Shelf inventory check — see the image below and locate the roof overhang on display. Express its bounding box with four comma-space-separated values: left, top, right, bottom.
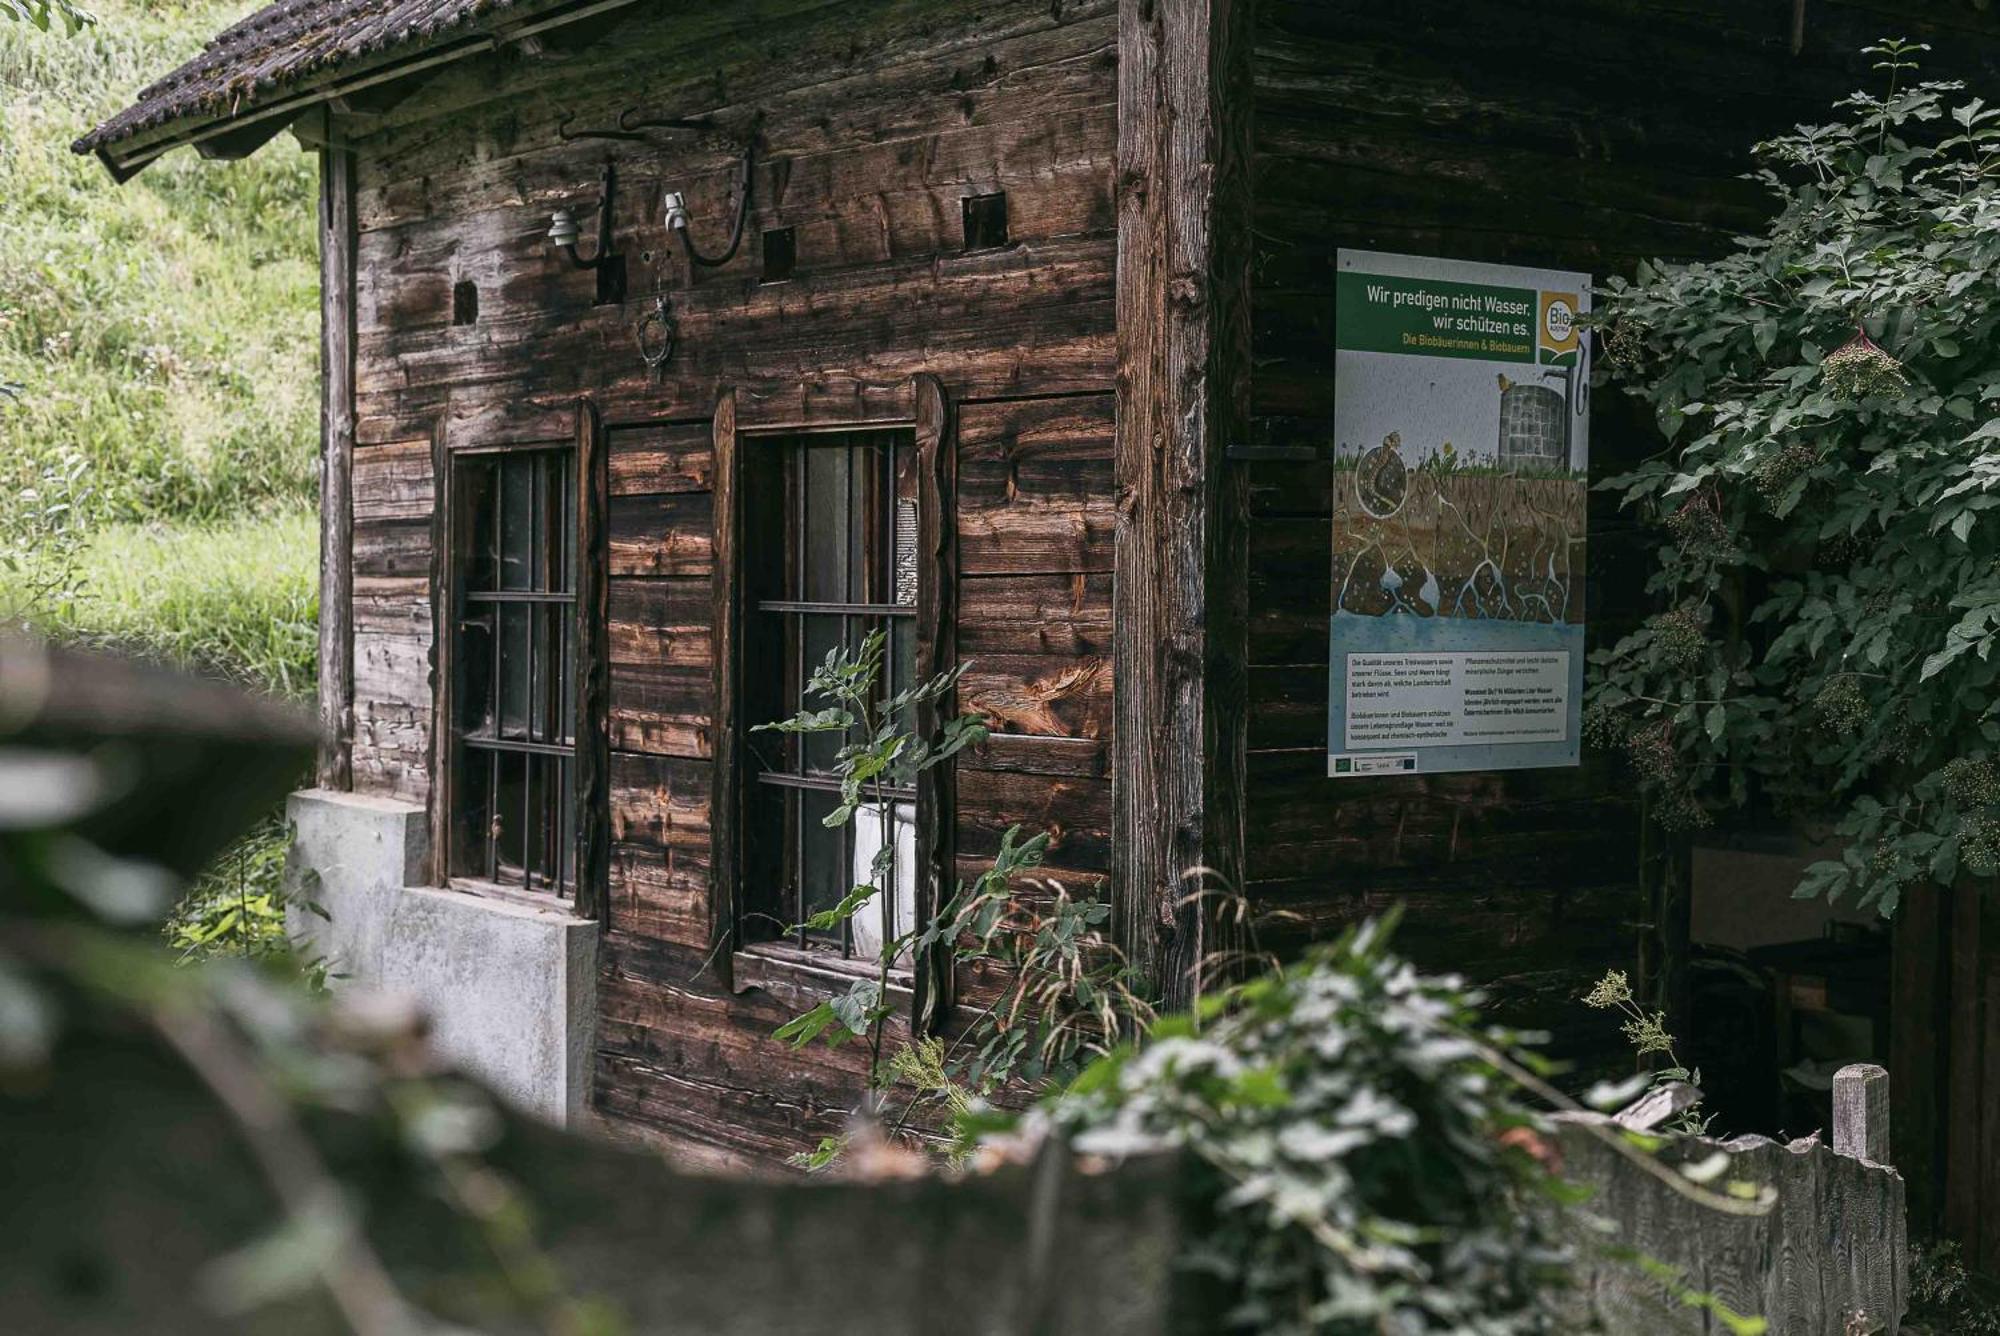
83, 0, 643, 181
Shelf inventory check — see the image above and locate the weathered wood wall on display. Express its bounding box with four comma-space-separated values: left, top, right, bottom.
342, 0, 1119, 1158
1236, 0, 2000, 1053
337, 0, 2000, 1163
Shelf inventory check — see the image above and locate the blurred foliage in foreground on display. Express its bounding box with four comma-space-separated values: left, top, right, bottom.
0, 0, 321, 961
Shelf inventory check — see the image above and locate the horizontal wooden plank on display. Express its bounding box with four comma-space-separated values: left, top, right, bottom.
958, 572, 1112, 658
352, 439, 434, 522
355, 235, 1116, 444
608, 750, 713, 947
956, 394, 1115, 575
957, 768, 1110, 879
609, 662, 712, 760
607, 421, 714, 497
608, 493, 714, 577
965, 732, 1107, 779
353, 574, 431, 639
1241, 746, 1636, 883
960, 653, 1109, 741
354, 2, 1117, 229
608, 577, 712, 669
353, 517, 430, 580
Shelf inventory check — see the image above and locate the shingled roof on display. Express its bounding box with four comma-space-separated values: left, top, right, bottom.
74, 0, 604, 169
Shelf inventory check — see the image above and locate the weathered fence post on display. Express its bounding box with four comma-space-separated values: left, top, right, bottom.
1835, 1063, 1892, 1166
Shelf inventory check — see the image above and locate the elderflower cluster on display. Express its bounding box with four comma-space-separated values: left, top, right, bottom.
1582, 969, 1634, 1010
1964, 815, 2000, 876
1940, 756, 2000, 810
1624, 718, 1679, 785
1665, 494, 1733, 555
1753, 442, 1821, 506
1649, 605, 1708, 671
1820, 335, 1909, 399
1813, 675, 1869, 733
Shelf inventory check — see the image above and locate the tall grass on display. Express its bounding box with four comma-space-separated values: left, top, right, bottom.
0, 0, 318, 528
28, 508, 320, 695
3, 3, 322, 960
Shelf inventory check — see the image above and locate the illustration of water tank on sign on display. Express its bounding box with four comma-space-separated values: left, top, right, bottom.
1496, 373, 1567, 471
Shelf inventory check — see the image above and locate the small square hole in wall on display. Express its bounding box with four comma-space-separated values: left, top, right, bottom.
452, 280, 479, 326
962, 192, 1008, 251
761, 227, 796, 283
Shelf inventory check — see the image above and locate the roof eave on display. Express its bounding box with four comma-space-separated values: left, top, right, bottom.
78, 0, 645, 181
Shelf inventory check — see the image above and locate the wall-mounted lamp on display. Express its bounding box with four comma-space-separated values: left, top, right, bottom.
547, 159, 625, 305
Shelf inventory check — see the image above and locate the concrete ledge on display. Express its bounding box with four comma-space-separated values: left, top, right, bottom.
285, 788, 596, 1126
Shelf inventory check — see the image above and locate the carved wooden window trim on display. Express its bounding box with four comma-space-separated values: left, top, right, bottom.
711, 378, 955, 1025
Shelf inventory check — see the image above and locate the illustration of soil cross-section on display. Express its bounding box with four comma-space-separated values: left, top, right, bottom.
1332, 437, 1585, 626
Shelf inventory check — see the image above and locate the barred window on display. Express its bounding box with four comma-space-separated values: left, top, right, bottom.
744, 429, 919, 959
448, 447, 578, 896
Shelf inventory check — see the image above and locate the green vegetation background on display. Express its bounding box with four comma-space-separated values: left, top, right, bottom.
2, 0, 319, 952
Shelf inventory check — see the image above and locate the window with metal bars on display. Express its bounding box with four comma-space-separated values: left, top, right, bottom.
448, 447, 579, 897
744, 429, 921, 960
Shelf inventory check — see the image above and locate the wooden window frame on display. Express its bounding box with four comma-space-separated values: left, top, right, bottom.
428, 401, 609, 918
711, 377, 956, 1029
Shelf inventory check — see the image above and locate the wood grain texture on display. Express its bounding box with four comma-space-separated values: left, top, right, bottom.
424, 418, 449, 878
1112, 0, 1253, 1006
606, 420, 713, 497
573, 398, 611, 922
609, 751, 713, 947
318, 138, 357, 790
335, 0, 1121, 1161
706, 390, 740, 992
1554, 1115, 1907, 1334
1834, 1064, 1891, 1167
912, 373, 956, 1033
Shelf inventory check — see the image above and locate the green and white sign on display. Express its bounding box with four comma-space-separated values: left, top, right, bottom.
1328, 250, 1590, 779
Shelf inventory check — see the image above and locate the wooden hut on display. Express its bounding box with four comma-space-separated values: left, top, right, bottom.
78, 0, 2000, 1231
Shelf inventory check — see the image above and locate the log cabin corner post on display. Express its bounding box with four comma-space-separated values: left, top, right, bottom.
316, 109, 357, 791
1113, 0, 1254, 1008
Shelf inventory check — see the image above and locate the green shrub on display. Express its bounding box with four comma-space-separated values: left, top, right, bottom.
1037, 916, 1577, 1335
1588, 44, 2000, 910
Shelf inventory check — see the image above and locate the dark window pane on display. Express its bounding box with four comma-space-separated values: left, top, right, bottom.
499, 602, 530, 739
495, 751, 526, 874
850, 438, 876, 601
798, 787, 848, 940
464, 460, 499, 592
556, 613, 574, 747
457, 606, 495, 735
529, 603, 549, 743
891, 616, 916, 701
801, 613, 844, 774
558, 458, 577, 595
803, 445, 850, 603
559, 757, 575, 890
523, 753, 547, 887
501, 455, 533, 590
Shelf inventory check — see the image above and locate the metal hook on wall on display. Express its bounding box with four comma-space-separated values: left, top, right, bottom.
555, 109, 715, 144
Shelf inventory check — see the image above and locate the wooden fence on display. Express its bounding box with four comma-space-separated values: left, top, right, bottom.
1558, 1064, 1908, 1335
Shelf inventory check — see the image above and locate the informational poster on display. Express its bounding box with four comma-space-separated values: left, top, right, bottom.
1328, 250, 1588, 779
